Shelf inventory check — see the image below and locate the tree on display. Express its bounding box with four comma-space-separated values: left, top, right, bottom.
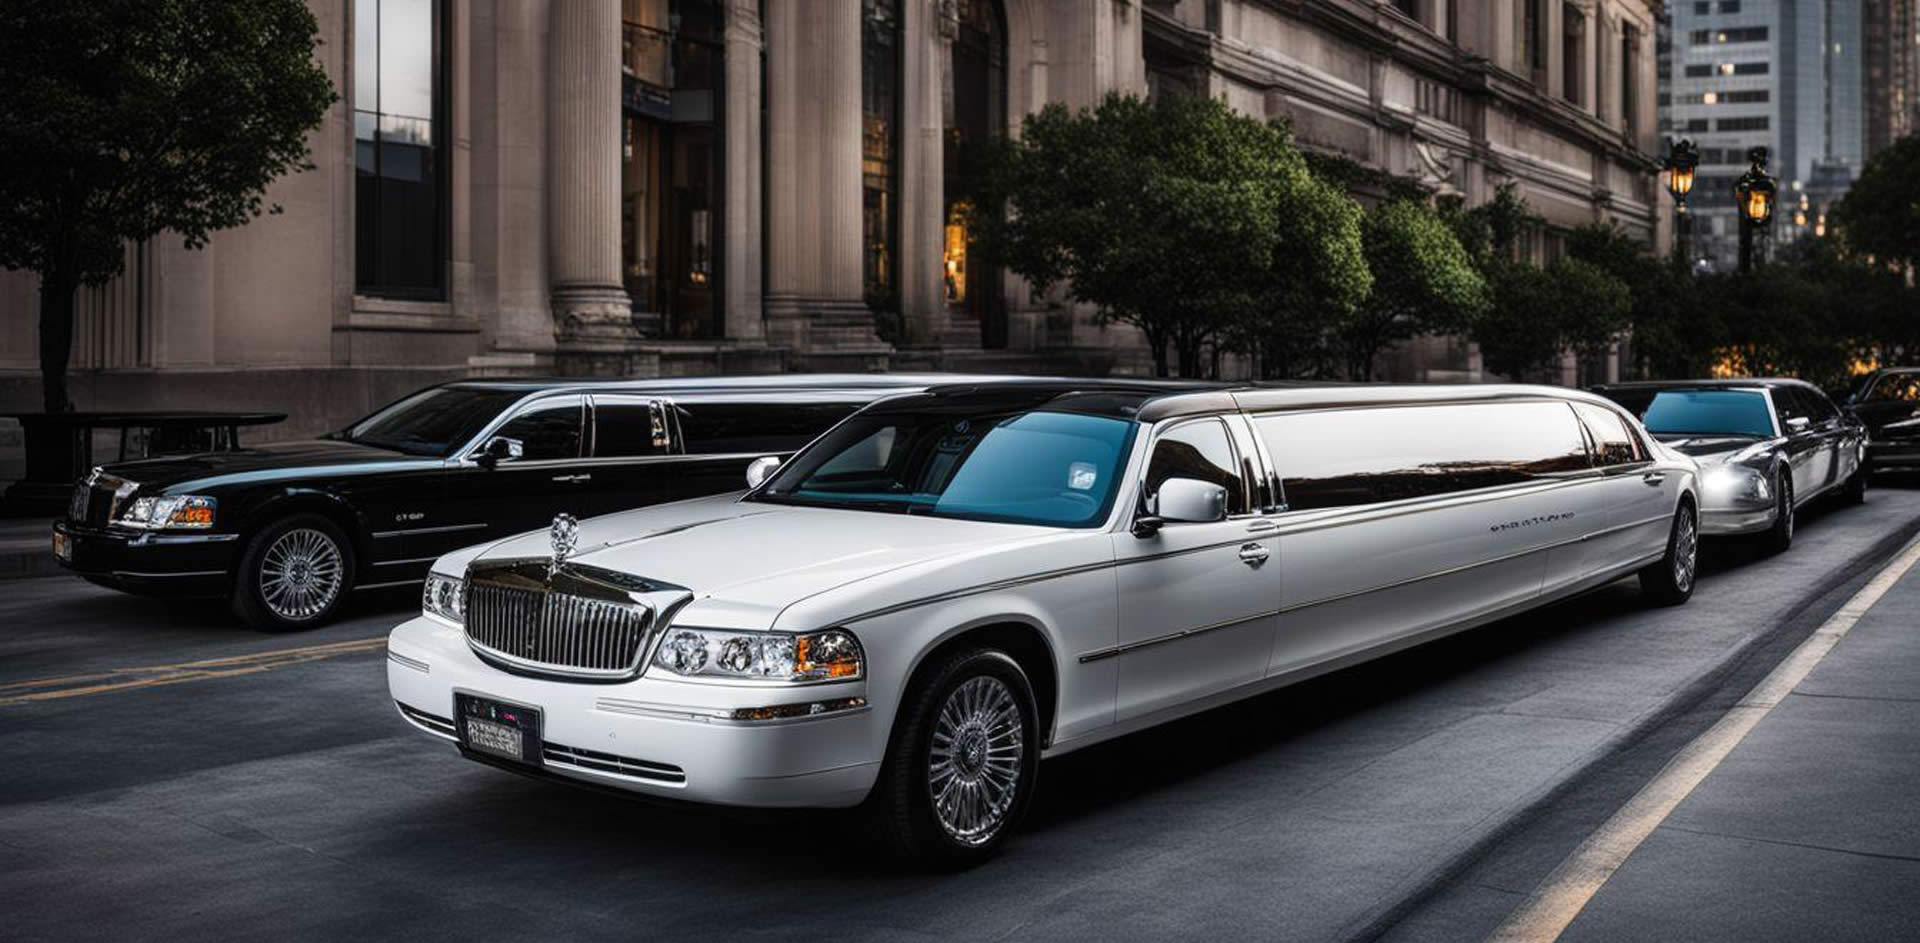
0, 0, 336, 411
978, 93, 1368, 377
1832, 133, 1920, 277
1473, 258, 1630, 381
1335, 199, 1488, 381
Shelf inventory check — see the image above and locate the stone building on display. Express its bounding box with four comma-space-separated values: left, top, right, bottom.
0, 0, 1665, 442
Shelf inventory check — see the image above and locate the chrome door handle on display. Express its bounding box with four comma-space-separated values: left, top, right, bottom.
1238, 542, 1269, 567
1246, 519, 1279, 534
1640, 471, 1664, 487
550, 473, 592, 483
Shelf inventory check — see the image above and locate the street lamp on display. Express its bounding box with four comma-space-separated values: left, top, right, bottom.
1733, 146, 1777, 275
1662, 138, 1699, 267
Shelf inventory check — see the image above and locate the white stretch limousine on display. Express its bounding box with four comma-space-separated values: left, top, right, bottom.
388, 381, 1699, 863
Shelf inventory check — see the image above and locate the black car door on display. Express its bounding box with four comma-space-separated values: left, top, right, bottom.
573, 393, 673, 519
433, 394, 590, 555
1798, 387, 1847, 491
1771, 387, 1823, 501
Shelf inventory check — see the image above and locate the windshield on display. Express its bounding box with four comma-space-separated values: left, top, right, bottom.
339, 387, 526, 456
1621, 390, 1776, 438
1863, 373, 1920, 404
753, 409, 1138, 528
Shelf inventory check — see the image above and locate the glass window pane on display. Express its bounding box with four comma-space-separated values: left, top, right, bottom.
1257, 402, 1591, 511
496, 398, 584, 461
355, 0, 379, 114
676, 400, 862, 455
379, 0, 434, 121
593, 397, 667, 458
1146, 420, 1246, 515
1572, 403, 1645, 466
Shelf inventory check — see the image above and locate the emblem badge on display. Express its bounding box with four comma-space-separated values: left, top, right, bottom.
548, 513, 579, 576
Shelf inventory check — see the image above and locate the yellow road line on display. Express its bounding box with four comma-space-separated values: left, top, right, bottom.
0, 637, 388, 706
1488, 534, 1920, 943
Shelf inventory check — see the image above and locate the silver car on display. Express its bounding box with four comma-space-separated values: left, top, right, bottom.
1591, 379, 1868, 553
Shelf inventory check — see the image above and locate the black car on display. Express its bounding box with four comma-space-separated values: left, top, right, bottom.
1843, 367, 1920, 473
51, 375, 946, 630
1591, 378, 1867, 553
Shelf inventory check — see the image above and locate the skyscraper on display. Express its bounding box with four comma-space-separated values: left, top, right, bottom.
1864, 0, 1920, 155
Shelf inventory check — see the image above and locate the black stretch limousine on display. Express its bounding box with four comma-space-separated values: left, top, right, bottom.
53, 375, 948, 630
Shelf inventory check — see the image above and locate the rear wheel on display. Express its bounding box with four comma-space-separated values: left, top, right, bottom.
232, 514, 355, 631
1761, 472, 1794, 555
866, 648, 1039, 867
1639, 500, 1698, 606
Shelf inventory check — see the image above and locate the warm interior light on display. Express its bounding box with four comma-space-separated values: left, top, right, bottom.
1745, 188, 1772, 223
1703, 91, 1718, 104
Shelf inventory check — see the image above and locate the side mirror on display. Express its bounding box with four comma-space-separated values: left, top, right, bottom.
1132, 477, 1228, 537
745, 455, 782, 489
476, 435, 523, 468
1784, 416, 1811, 434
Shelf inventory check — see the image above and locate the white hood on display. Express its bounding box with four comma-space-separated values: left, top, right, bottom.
454, 494, 1049, 629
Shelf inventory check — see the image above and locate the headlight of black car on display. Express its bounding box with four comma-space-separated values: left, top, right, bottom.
114, 495, 217, 530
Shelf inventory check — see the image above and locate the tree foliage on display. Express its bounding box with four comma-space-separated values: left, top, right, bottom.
0, 0, 336, 409
1473, 258, 1630, 381
979, 93, 1367, 377
1336, 200, 1488, 380
1832, 133, 1920, 275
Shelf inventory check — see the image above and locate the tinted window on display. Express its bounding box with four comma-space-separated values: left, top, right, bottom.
341, 386, 524, 456
757, 409, 1136, 528
1795, 387, 1838, 423
1864, 373, 1920, 403
675, 398, 865, 455
1772, 388, 1814, 428
1255, 402, 1590, 511
1618, 390, 1775, 438
1572, 402, 1646, 466
592, 396, 667, 458
494, 397, 583, 461
1146, 420, 1247, 516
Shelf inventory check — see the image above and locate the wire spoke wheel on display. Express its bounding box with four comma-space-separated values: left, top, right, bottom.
927, 675, 1025, 847
257, 527, 344, 622
1673, 506, 1697, 593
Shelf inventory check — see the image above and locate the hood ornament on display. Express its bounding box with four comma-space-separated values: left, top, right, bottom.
548, 513, 579, 577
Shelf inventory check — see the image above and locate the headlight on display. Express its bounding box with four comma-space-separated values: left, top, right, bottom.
651, 627, 863, 682
422, 572, 466, 625
115, 495, 216, 530
1703, 465, 1770, 503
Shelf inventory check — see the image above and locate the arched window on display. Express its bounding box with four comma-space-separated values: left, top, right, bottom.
944, 0, 1007, 348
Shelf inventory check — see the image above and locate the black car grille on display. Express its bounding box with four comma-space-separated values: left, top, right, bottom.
69, 480, 121, 528
465, 582, 655, 675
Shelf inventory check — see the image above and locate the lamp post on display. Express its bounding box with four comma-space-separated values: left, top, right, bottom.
1733, 145, 1778, 275
1663, 138, 1699, 268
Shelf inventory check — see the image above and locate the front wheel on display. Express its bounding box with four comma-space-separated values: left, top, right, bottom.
1761, 472, 1794, 555
232, 514, 355, 631
865, 648, 1039, 867
1639, 501, 1698, 606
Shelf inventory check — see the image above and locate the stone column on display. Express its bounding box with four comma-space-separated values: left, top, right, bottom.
548, 0, 639, 346
722, 0, 765, 342
897, 0, 950, 346
475, 0, 555, 368
764, 0, 887, 360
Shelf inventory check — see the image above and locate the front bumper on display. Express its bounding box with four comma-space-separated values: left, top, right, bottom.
386, 615, 883, 809
51, 520, 238, 596
1699, 504, 1776, 536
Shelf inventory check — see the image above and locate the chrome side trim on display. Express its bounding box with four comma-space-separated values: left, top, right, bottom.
373, 555, 441, 567
109, 569, 226, 579
1577, 513, 1674, 542
357, 577, 426, 590
395, 701, 457, 742
387, 650, 430, 674
370, 522, 487, 539
1077, 609, 1278, 663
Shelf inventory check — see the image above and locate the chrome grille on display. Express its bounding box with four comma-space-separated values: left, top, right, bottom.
466, 580, 655, 674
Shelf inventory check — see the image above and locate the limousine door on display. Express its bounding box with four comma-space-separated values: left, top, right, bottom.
1109, 418, 1278, 723
430, 395, 591, 556
1568, 402, 1675, 576
1256, 401, 1593, 679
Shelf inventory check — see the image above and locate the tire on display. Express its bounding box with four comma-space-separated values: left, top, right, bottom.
865, 648, 1040, 868
1761, 471, 1794, 555
1639, 500, 1698, 606
231, 514, 356, 631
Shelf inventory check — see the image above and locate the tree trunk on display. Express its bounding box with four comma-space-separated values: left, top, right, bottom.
1144, 327, 1170, 377
1176, 332, 1204, 379
39, 267, 77, 413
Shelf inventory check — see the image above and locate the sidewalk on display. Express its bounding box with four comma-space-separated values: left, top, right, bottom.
1561, 552, 1920, 940
0, 517, 61, 579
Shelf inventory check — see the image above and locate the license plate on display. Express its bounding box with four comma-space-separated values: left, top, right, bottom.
456, 694, 542, 767
52, 531, 71, 563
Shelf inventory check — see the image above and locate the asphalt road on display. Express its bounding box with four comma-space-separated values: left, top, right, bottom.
4, 486, 1919, 943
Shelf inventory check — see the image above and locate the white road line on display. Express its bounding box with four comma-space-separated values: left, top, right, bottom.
1487, 534, 1920, 943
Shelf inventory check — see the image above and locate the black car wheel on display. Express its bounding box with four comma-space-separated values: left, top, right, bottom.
866, 648, 1039, 868
232, 514, 355, 631
1761, 471, 1794, 555
1640, 500, 1698, 606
